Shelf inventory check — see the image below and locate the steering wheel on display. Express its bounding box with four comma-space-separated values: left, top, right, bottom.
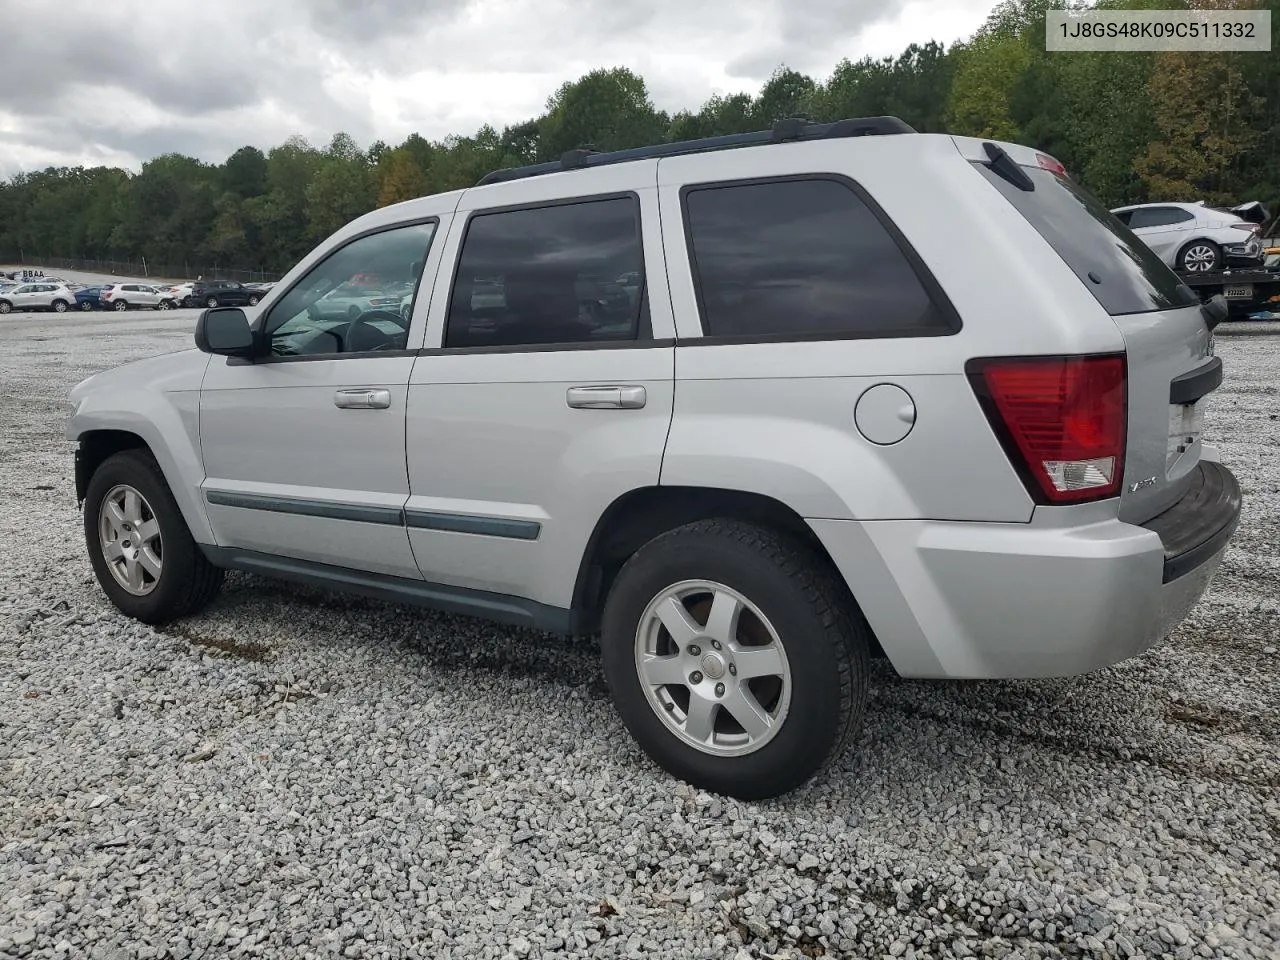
342, 309, 410, 352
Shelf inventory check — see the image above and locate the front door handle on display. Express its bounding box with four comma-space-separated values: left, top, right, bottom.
334, 388, 391, 409
566, 385, 647, 409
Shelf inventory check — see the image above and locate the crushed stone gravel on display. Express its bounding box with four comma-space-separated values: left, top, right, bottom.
1, 310, 1278, 959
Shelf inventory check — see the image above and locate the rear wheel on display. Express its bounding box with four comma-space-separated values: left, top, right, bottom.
1179, 240, 1221, 273
600, 519, 869, 800
84, 450, 223, 624
206, 296, 219, 308
248, 295, 260, 306
0, 301, 11, 314
113, 300, 129, 311
80, 300, 94, 311
52, 299, 68, 313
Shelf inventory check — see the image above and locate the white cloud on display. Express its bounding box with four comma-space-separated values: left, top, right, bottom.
0, 0, 995, 178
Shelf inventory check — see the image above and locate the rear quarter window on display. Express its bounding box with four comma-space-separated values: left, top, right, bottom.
974, 163, 1198, 316
681, 176, 957, 340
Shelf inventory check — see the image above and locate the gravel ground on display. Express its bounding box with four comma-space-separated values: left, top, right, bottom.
1, 311, 1278, 960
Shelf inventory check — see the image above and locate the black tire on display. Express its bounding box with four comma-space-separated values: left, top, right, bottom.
248, 295, 259, 306
113, 300, 129, 311
206, 296, 219, 308
600, 519, 870, 800
83, 449, 223, 624
1179, 240, 1221, 273
52, 299, 68, 313
0, 301, 11, 314
80, 300, 94, 311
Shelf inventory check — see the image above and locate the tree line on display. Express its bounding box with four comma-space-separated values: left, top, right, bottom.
1, 0, 1276, 277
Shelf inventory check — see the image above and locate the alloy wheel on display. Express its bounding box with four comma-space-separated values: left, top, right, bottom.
633, 579, 792, 757
97, 484, 163, 596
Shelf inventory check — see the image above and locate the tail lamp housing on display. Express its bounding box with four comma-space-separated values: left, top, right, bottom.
967, 354, 1127, 504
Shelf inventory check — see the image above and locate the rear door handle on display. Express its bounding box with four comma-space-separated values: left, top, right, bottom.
566, 385, 647, 409
334, 388, 391, 409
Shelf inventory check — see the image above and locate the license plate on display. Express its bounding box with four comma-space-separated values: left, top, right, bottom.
1224, 284, 1253, 299
1167, 401, 1203, 467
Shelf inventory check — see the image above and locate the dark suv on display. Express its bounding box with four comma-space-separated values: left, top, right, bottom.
183, 280, 255, 308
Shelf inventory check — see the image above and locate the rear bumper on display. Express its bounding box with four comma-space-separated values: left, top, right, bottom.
809, 461, 1241, 680
1143, 460, 1240, 583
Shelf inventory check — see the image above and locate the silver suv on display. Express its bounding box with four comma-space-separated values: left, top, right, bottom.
67, 118, 1242, 799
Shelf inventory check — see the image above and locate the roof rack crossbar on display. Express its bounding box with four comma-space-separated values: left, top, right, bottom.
476, 115, 916, 186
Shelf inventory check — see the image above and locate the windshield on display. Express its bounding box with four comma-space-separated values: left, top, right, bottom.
974, 162, 1199, 316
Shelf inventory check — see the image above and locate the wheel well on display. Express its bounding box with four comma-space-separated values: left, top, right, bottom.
75, 430, 148, 506
1179, 237, 1221, 255
572, 486, 859, 635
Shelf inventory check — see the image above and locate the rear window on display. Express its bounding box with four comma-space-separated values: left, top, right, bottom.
974, 163, 1198, 316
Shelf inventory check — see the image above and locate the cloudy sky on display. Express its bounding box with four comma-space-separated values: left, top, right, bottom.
0, 0, 996, 178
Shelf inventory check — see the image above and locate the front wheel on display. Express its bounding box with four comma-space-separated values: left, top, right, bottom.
84, 450, 223, 624
0, 301, 11, 314
1179, 240, 1221, 273
52, 299, 68, 313
113, 300, 129, 311
206, 296, 219, 308
600, 519, 870, 800
158, 299, 173, 310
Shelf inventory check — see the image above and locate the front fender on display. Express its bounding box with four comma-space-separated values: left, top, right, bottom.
67, 351, 214, 544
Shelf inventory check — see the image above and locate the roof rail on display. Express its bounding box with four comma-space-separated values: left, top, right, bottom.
475, 115, 917, 186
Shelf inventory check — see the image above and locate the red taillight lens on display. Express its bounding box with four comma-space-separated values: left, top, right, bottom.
1035, 152, 1067, 177
969, 355, 1127, 504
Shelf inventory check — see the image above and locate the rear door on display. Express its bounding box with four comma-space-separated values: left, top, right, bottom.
1127, 206, 1195, 264
962, 139, 1216, 523
404, 161, 675, 611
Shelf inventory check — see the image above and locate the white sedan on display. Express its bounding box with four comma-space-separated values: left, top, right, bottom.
0, 282, 78, 314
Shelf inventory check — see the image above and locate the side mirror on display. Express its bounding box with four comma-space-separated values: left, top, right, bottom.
195, 307, 256, 358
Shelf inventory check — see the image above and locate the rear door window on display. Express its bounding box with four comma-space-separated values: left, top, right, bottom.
974, 163, 1198, 315
1129, 207, 1193, 228
444, 195, 649, 349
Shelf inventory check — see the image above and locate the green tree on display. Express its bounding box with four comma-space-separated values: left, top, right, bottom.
376, 147, 431, 207
538, 67, 668, 160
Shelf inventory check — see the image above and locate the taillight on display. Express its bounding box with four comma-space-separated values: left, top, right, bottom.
1229, 223, 1261, 235
968, 354, 1127, 504
1035, 152, 1067, 177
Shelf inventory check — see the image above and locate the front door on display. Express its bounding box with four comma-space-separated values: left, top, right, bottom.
198, 218, 445, 579
405, 163, 676, 612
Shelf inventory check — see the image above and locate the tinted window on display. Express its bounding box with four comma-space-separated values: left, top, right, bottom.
975, 163, 1197, 316
1129, 206, 1193, 228
682, 178, 948, 338
264, 221, 436, 357
445, 197, 648, 349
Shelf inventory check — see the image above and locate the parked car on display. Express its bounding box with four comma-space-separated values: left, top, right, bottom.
0, 282, 77, 313
67, 117, 1241, 800
182, 280, 256, 308
99, 282, 170, 311
306, 278, 414, 322
1111, 201, 1267, 273
74, 286, 106, 310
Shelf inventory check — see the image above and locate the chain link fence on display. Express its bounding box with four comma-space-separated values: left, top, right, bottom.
5, 256, 278, 284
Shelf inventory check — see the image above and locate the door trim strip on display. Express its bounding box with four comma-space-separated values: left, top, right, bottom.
204, 488, 542, 540
205, 489, 404, 525
404, 509, 541, 540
